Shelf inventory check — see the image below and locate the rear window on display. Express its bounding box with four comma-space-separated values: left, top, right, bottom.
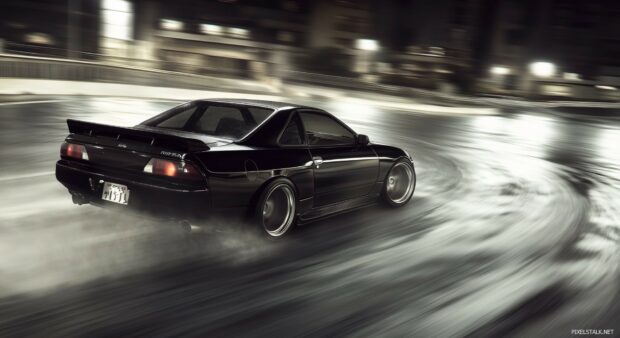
143, 102, 274, 139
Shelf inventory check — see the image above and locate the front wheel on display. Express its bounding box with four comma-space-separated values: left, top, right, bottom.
382, 158, 416, 207
254, 178, 297, 238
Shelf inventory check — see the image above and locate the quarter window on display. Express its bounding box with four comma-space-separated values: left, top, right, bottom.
156, 105, 197, 129
248, 107, 273, 123
279, 114, 304, 145
299, 112, 355, 146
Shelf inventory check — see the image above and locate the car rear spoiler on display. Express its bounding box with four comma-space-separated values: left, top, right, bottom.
66, 119, 210, 152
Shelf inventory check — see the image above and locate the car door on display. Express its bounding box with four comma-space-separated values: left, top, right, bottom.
297, 110, 378, 207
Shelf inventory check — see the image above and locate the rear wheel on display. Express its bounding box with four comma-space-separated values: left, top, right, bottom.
254, 179, 297, 238
382, 159, 416, 207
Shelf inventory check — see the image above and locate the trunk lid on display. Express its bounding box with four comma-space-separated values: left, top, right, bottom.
65, 119, 230, 172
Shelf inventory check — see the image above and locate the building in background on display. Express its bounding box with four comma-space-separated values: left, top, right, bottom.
136, 0, 313, 79
479, 0, 620, 100
0, 0, 99, 58
1, 0, 619, 100
373, 0, 481, 92
302, 0, 378, 78
308, 0, 373, 50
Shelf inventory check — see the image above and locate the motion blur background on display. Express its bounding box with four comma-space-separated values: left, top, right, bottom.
2, 0, 620, 100
1, 1, 619, 337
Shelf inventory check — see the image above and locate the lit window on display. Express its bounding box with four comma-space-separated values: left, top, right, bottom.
200, 24, 223, 35
355, 39, 379, 51
100, 0, 132, 40
529, 61, 556, 78
103, 9, 131, 26
161, 19, 184, 31
102, 0, 130, 12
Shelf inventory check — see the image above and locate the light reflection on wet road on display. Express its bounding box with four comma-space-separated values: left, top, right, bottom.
0, 96, 618, 337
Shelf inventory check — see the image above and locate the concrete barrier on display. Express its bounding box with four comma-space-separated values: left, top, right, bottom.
0, 54, 276, 94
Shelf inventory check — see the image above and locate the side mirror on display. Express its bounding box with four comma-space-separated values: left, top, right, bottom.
356, 134, 370, 145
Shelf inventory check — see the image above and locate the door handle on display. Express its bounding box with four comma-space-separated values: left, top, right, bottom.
312, 156, 324, 168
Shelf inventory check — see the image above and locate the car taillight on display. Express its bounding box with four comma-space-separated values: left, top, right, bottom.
61, 142, 89, 160
143, 158, 202, 180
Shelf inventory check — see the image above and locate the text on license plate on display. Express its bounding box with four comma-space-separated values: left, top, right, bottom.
101, 182, 130, 205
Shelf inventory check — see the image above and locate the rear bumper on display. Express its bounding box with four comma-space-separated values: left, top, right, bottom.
56, 160, 211, 220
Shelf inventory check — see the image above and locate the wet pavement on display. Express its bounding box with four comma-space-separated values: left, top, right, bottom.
0, 96, 618, 337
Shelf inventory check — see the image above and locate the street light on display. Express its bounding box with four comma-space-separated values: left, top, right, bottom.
529, 61, 556, 77
356, 39, 379, 51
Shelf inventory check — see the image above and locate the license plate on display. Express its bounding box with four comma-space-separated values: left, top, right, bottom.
101, 182, 130, 205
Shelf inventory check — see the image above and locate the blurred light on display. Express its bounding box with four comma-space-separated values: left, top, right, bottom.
529, 62, 556, 77
597, 128, 620, 166
356, 39, 379, 51
595, 85, 617, 90
541, 84, 571, 96
103, 9, 131, 26
511, 114, 557, 159
102, 24, 131, 40
227, 27, 249, 39
405, 45, 421, 54
200, 24, 223, 35
102, 0, 130, 12
472, 115, 505, 134
24, 33, 54, 45
7, 22, 27, 29
101, 0, 132, 40
161, 19, 183, 31
563, 72, 581, 81
490, 66, 511, 75
429, 46, 445, 56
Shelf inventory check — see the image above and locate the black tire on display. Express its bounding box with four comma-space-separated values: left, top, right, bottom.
254, 178, 298, 238
382, 158, 416, 207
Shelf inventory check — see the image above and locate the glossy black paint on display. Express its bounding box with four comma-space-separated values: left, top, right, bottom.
307, 146, 378, 206
56, 160, 210, 219
55, 99, 413, 224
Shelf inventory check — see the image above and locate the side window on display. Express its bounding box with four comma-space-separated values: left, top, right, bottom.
279, 114, 304, 145
299, 112, 355, 146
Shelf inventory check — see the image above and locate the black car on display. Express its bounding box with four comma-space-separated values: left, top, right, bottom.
56, 99, 416, 237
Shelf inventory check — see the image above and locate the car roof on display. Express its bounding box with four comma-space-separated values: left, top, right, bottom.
194, 98, 320, 111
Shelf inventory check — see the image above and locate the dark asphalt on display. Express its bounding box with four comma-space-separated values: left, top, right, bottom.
0, 95, 618, 337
